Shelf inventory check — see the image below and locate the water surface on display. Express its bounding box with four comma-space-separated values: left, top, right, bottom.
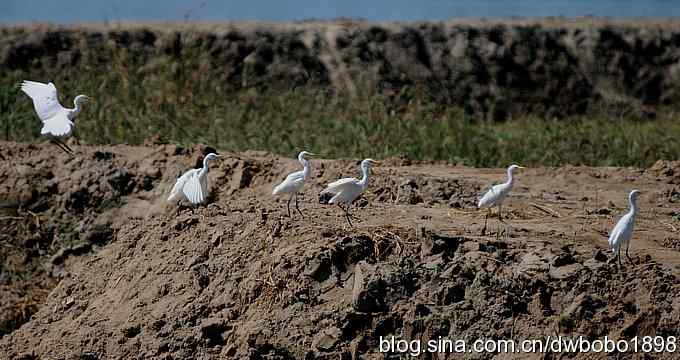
2, 0, 679, 24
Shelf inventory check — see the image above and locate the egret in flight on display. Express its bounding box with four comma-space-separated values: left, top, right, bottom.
21, 80, 90, 155
321, 158, 379, 227
272, 151, 318, 218
168, 153, 220, 207
477, 164, 526, 234
608, 190, 641, 266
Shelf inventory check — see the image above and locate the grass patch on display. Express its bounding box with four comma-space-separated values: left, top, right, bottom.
1, 65, 678, 167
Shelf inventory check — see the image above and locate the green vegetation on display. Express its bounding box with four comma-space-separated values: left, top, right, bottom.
2, 22, 680, 167
1, 66, 678, 168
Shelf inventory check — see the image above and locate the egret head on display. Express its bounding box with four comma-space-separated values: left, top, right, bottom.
629, 189, 641, 201
74, 95, 91, 105
508, 164, 526, 173
298, 151, 318, 160
361, 158, 380, 169
204, 153, 220, 162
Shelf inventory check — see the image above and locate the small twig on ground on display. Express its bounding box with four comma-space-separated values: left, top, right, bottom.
635, 262, 656, 270
480, 255, 504, 264
113, 274, 124, 288
26, 210, 41, 227
661, 221, 678, 233
0, 216, 23, 221
530, 202, 562, 218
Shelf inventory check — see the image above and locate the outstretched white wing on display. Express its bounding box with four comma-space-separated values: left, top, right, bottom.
322, 177, 359, 194
183, 172, 206, 205
168, 169, 196, 202
21, 81, 65, 122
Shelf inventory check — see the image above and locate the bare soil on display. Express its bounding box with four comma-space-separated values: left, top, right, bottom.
1, 141, 680, 359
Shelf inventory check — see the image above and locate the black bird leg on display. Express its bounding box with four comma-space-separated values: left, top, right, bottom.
58, 138, 74, 154
295, 193, 304, 218
337, 203, 353, 227
286, 195, 293, 218
51, 139, 73, 156
481, 209, 490, 236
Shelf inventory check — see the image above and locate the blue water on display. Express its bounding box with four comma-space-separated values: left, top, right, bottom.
1, 0, 679, 24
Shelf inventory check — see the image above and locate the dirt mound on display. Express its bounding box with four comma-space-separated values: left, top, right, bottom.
650, 160, 680, 184
0, 142, 200, 335
1, 142, 680, 359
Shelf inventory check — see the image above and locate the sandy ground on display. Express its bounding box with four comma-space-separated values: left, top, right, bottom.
1, 141, 679, 359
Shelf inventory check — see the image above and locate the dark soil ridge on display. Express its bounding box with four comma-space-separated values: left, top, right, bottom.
1, 142, 680, 359
3, 19, 680, 119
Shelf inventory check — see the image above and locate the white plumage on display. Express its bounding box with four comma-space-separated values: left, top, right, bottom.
321, 158, 379, 226
272, 170, 306, 196
168, 153, 220, 206
609, 190, 641, 265
272, 151, 317, 217
477, 164, 525, 233
20, 81, 90, 153
478, 164, 524, 209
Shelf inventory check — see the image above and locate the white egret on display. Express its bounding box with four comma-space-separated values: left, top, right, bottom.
168, 153, 220, 206
477, 164, 526, 234
272, 151, 317, 218
321, 158, 380, 227
20, 80, 90, 155
608, 190, 641, 266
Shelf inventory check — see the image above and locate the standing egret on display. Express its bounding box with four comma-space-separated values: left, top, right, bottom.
608, 190, 641, 266
168, 153, 220, 207
20, 80, 90, 155
477, 164, 526, 234
272, 151, 317, 218
321, 158, 380, 227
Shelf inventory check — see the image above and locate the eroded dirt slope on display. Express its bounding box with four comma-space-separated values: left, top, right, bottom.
4, 20, 680, 119
1, 142, 680, 359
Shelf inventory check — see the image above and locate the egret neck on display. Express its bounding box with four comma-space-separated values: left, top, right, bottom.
69, 98, 84, 120
299, 153, 311, 180
199, 156, 212, 177
505, 166, 516, 186
628, 191, 639, 216
358, 163, 371, 189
